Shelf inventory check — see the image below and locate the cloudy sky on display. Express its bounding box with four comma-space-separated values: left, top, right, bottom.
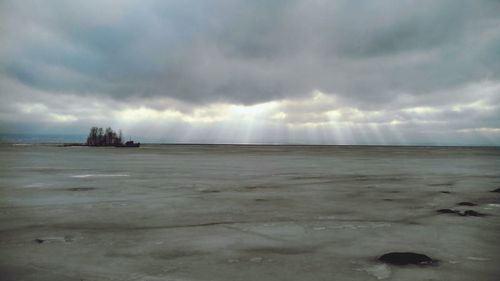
1, 0, 499, 145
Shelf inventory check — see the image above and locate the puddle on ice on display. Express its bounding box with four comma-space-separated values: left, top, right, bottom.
23, 183, 44, 188
466, 256, 490, 261
358, 264, 391, 280
312, 226, 327, 231
317, 215, 336, 220
71, 174, 130, 178
330, 223, 392, 230
249, 257, 263, 263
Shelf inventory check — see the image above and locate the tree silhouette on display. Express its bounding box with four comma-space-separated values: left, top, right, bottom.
86, 127, 124, 146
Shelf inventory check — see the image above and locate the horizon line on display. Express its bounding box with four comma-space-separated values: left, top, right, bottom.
2, 141, 499, 148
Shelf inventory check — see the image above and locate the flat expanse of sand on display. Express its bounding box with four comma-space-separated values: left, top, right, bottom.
1, 144, 499, 280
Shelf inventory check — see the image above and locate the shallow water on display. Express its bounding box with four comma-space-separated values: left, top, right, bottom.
1, 144, 499, 280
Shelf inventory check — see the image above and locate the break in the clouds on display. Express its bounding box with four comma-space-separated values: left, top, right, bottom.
1, 0, 499, 145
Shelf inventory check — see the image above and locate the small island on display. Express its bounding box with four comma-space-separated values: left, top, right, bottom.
62, 127, 140, 147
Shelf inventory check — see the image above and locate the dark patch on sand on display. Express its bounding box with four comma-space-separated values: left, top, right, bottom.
436, 209, 459, 214
67, 187, 95, 191
151, 250, 206, 260
490, 188, 500, 193
199, 189, 220, 193
353, 176, 371, 182
436, 209, 488, 217
243, 185, 281, 191
457, 202, 477, 206
291, 175, 327, 180
378, 252, 438, 266
461, 210, 487, 217
34, 236, 74, 243
384, 190, 401, 194
428, 182, 454, 187
440, 191, 452, 194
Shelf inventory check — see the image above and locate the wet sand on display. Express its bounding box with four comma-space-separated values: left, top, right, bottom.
1, 144, 499, 280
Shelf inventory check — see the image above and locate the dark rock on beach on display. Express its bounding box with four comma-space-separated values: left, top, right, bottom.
437, 208, 488, 217
490, 188, 500, 193
436, 209, 459, 214
457, 202, 477, 206
461, 210, 487, 217
378, 252, 438, 266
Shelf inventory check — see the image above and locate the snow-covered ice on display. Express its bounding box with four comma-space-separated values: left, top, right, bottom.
1, 144, 499, 281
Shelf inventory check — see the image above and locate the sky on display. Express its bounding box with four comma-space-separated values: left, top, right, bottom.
1, 0, 499, 145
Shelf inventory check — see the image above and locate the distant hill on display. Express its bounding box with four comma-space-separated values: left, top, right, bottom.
0, 133, 85, 144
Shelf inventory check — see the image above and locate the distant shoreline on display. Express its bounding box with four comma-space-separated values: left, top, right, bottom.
1, 142, 499, 148
1, 133, 499, 147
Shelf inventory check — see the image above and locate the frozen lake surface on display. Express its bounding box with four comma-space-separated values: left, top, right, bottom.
1, 144, 499, 281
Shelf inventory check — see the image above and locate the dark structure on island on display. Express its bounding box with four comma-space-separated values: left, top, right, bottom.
85, 127, 140, 147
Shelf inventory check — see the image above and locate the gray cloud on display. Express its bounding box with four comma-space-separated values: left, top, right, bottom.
0, 0, 499, 144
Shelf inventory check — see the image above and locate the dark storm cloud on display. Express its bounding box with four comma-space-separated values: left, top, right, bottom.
1, 0, 499, 106
0, 0, 499, 145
